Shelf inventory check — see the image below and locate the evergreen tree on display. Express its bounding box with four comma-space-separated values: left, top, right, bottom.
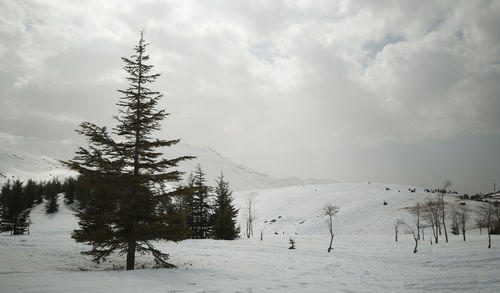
212, 173, 239, 240
62, 177, 77, 205
178, 172, 196, 238
63, 31, 192, 270
44, 178, 60, 214
191, 165, 213, 239
0, 180, 32, 235
24, 179, 38, 205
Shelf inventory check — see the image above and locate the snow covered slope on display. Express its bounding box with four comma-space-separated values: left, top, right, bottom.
1, 182, 498, 293
234, 182, 481, 236
0, 131, 333, 190
0, 132, 78, 184
165, 143, 333, 190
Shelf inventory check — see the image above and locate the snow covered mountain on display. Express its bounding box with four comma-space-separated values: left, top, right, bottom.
0, 132, 333, 190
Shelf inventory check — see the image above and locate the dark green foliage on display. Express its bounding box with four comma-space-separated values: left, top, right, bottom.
212, 173, 239, 240
63, 31, 192, 270
177, 172, 197, 237
44, 178, 61, 214
190, 165, 213, 239
0, 180, 33, 235
62, 177, 77, 205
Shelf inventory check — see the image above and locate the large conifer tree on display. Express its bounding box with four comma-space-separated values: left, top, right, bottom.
212, 173, 239, 240
64, 31, 192, 270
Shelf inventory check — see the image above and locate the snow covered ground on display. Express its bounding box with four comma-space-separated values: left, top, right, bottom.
1, 182, 498, 292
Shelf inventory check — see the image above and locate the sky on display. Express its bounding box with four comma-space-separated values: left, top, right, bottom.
0, 0, 499, 194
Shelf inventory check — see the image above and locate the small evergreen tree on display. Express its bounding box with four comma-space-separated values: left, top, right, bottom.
63, 31, 192, 270
62, 177, 77, 205
191, 165, 213, 239
0, 180, 32, 235
44, 178, 60, 214
178, 172, 196, 238
212, 173, 239, 240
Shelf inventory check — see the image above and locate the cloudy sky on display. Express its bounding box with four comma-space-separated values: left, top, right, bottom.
1, 0, 499, 193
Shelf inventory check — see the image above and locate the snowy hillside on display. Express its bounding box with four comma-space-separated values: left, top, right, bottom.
166, 143, 333, 190
0, 131, 333, 190
1, 183, 498, 292
233, 182, 483, 236
0, 132, 78, 184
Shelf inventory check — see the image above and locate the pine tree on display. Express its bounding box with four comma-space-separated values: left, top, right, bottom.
62, 177, 77, 205
213, 173, 239, 240
44, 178, 60, 214
191, 165, 213, 239
63, 31, 192, 270
0, 180, 32, 235
177, 172, 196, 238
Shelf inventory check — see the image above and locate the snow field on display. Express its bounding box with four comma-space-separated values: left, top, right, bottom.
0, 182, 498, 292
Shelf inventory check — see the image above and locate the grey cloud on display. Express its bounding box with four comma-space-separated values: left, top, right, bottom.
0, 0, 499, 193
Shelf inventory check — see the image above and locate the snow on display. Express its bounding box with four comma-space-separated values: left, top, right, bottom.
0, 131, 333, 190
1, 182, 499, 292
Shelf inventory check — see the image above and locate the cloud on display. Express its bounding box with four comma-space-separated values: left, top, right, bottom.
0, 0, 499, 192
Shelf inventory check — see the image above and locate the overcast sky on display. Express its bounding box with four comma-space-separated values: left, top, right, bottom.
1, 0, 499, 193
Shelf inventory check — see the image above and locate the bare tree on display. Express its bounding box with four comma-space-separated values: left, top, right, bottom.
403, 222, 419, 253
458, 204, 469, 241
424, 199, 441, 244
449, 205, 460, 235
438, 191, 449, 242
323, 203, 339, 252
479, 202, 494, 248
394, 219, 404, 242
408, 202, 422, 239
260, 221, 268, 241
245, 193, 256, 238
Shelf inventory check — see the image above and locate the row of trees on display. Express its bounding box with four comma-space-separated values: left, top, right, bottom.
398, 196, 500, 253
180, 165, 240, 240
0, 177, 76, 234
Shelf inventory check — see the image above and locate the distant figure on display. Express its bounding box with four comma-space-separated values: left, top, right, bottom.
274, 232, 279, 235
383, 200, 388, 205
386, 187, 390, 191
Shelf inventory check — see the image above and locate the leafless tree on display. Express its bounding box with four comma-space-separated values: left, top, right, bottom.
260, 221, 268, 241
449, 205, 460, 235
323, 203, 339, 252
401, 221, 419, 253
245, 193, 256, 238
394, 219, 404, 242
478, 202, 494, 248
458, 204, 469, 241
424, 199, 441, 244
438, 189, 449, 242
408, 202, 422, 239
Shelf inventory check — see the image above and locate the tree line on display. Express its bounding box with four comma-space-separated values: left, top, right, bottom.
396, 182, 500, 253
0, 177, 77, 234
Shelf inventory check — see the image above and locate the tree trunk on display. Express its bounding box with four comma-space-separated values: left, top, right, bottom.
328, 234, 334, 252
413, 238, 418, 253
126, 240, 136, 270
442, 216, 448, 243
488, 228, 491, 249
